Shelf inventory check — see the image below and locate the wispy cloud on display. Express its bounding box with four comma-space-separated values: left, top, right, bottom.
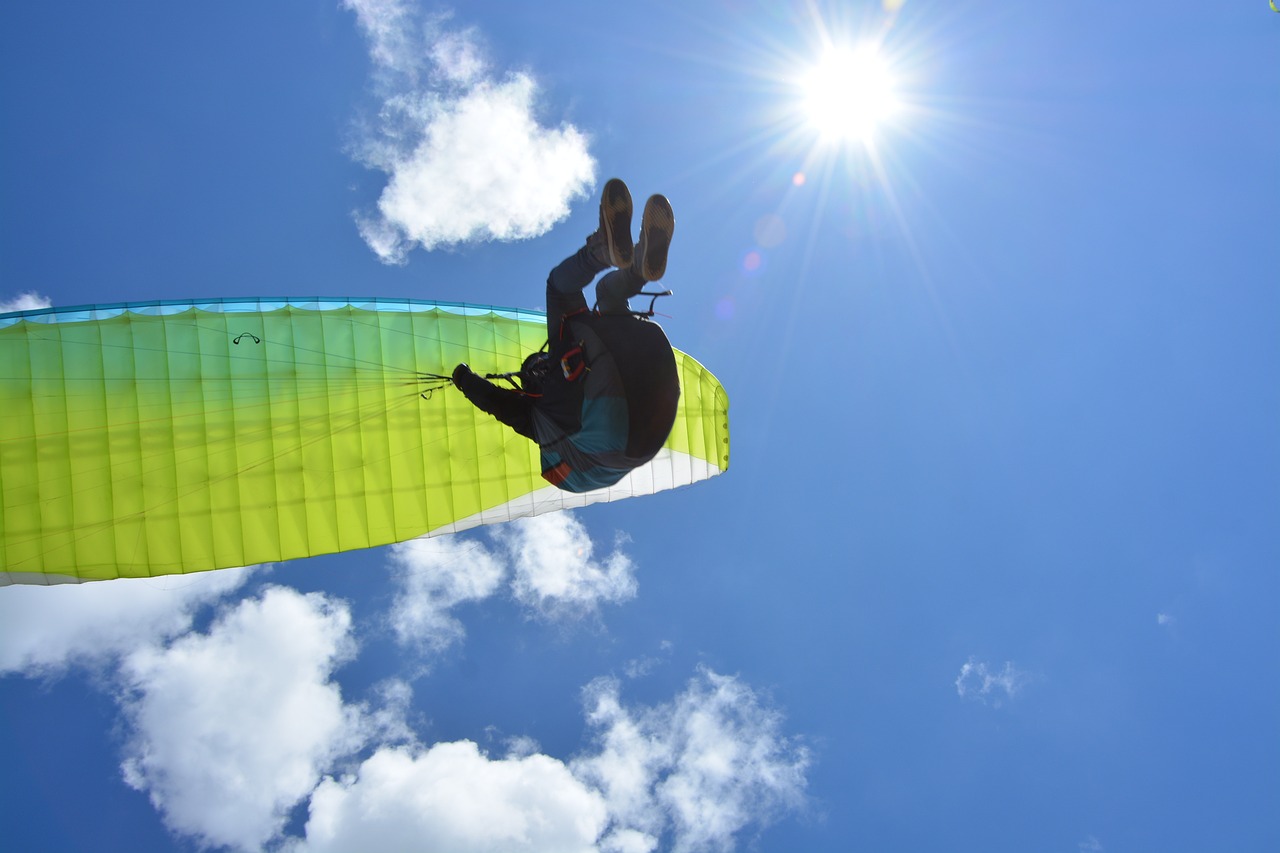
575, 669, 811, 853
624, 640, 674, 680
955, 657, 1033, 707
0, 291, 52, 313
344, 0, 595, 263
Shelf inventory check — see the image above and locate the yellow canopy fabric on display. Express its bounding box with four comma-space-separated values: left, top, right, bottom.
0, 298, 729, 584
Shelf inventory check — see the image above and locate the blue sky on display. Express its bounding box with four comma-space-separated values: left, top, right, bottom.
2, 1, 1278, 851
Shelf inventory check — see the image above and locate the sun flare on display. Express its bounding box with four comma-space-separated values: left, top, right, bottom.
800, 44, 901, 143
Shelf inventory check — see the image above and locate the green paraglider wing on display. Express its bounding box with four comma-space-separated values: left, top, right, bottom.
0, 298, 729, 584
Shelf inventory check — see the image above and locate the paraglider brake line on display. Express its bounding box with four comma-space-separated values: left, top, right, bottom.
416, 372, 454, 400
482, 369, 543, 398
415, 366, 543, 402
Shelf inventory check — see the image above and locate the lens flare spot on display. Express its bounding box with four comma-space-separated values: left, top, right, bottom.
715, 296, 736, 321
792, 171, 807, 186
752, 213, 783, 247
753, 214, 787, 249
742, 251, 763, 273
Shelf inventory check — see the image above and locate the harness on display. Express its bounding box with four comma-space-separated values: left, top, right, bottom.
459, 290, 673, 397
445, 292, 679, 493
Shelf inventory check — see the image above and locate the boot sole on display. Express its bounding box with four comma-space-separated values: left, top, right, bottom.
600, 179, 634, 268
637, 194, 674, 281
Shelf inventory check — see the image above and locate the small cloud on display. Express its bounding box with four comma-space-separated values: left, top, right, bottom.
1156, 612, 1174, 627
0, 291, 52, 313
575, 668, 810, 852
343, 1, 595, 263
624, 656, 660, 680
387, 512, 636, 659
387, 537, 507, 655
623, 641, 674, 680
1079, 836, 1104, 853
495, 512, 638, 619
955, 657, 1033, 707
342, 0, 420, 77
361, 678, 418, 747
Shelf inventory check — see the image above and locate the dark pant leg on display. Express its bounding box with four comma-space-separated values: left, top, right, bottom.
594, 267, 646, 315
546, 246, 606, 340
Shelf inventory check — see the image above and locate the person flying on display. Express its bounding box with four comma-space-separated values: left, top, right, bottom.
452, 178, 680, 493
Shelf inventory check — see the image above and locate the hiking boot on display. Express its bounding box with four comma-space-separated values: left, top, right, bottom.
584, 178, 634, 269
633, 194, 674, 282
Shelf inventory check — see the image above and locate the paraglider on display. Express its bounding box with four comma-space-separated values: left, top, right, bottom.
0, 186, 729, 584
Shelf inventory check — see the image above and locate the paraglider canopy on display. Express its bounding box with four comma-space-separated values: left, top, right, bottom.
0, 297, 729, 584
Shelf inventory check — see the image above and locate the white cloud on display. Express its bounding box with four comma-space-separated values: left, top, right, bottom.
497, 513, 638, 618
0, 291, 52, 313
0, 568, 253, 676
362, 678, 419, 747
388, 536, 507, 654
575, 669, 811, 853
624, 640, 674, 680
344, 2, 595, 263
955, 657, 1033, 706
118, 586, 367, 851
623, 656, 660, 680
11, 528, 801, 853
386, 513, 638, 661
430, 28, 488, 84
343, 0, 421, 77
575, 679, 667, 844
285, 667, 808, 853
1157, 612, 1174, 626
293, 741, 609, 853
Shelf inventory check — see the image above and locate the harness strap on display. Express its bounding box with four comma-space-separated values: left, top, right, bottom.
560, 345, 586, 381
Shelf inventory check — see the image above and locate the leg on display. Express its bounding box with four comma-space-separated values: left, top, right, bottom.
545, 249, 598, 340
594, 266, 647, 315
546, 177, 635, 337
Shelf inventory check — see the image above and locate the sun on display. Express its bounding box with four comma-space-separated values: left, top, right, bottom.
800, 43, 901, 143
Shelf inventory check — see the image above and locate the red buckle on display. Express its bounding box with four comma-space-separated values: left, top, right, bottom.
560, 345, 585, 381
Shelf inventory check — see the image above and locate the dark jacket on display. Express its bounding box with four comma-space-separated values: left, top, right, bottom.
533, 313, 680, 492
455, 314, 680, 493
